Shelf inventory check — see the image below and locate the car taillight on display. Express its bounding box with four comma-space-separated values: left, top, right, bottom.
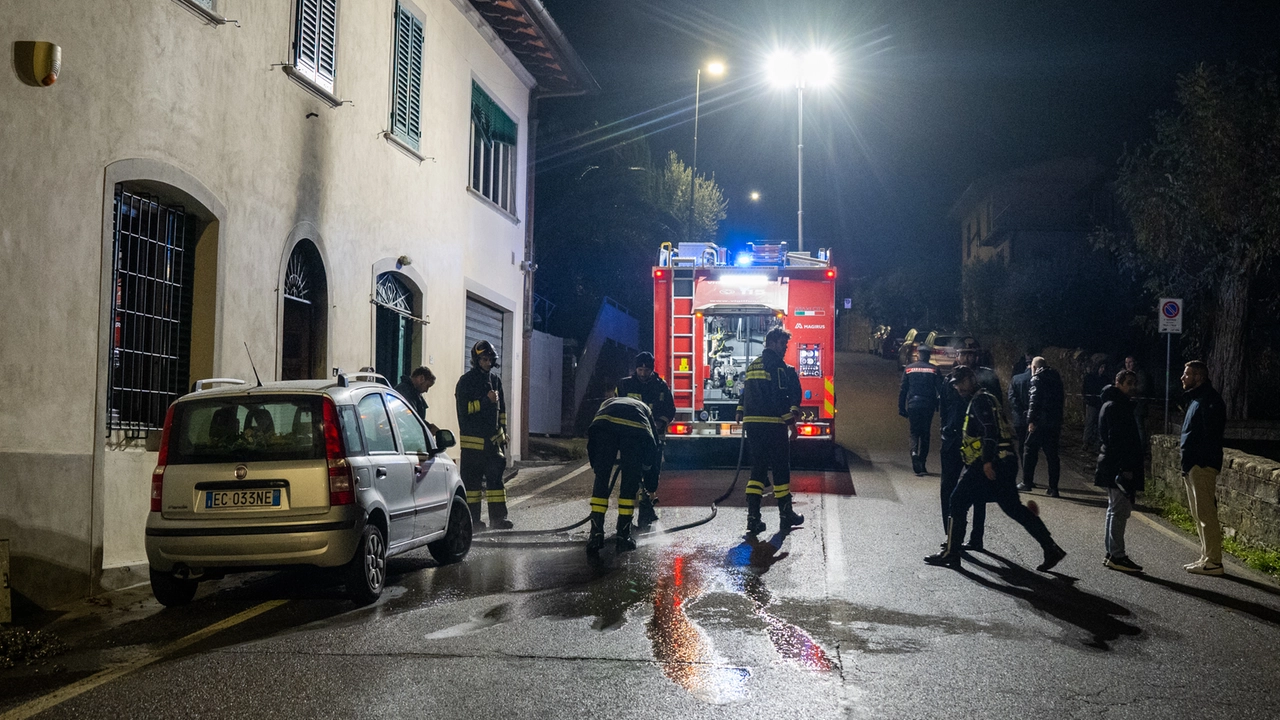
669, 422, 691, 435
323, 398, 355, 506
150, 404, 175, 512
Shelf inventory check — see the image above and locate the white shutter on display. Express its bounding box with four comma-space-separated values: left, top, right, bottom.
316, 0, 337, 92
294, 0, 336, 93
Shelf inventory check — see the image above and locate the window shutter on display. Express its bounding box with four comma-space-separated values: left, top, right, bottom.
316, 0, 338, 92
391, 4, 423, 148
295, 0, 320, 82
406, 13, 423, 145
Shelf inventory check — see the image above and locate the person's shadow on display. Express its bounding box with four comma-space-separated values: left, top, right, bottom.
1135, 573, 1280, 627
959, 551, 1143, 650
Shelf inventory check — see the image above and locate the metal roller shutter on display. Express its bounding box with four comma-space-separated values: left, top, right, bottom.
464, 297, 505, 369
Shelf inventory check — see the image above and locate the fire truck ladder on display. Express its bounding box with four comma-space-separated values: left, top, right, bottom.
669, 257, 697, 418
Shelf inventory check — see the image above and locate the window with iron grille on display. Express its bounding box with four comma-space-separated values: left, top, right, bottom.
294, 0, 338, 93
108, 189, 196, 433
390, 3, 424, 150
469, 82, 517, 214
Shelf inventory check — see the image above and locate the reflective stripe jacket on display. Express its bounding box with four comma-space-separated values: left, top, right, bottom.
960, 389, 1016, 466
737, 348, 801, 425
616, 374, 676, 427
455, 367, 506, 453
899, 360, 942, 414
591, 397, 660, 447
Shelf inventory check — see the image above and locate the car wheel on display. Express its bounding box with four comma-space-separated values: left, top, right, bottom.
345, 523, 387, 605
150, 568, 199, 607
428, 495, 473, 565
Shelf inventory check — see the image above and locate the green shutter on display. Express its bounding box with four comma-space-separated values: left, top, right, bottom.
471, 81, 517, 147
391, 4, 423, 149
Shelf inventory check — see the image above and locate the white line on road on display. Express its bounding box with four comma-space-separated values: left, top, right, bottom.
823, 471, 850, 592
1, 599, 288, 720
507, 462, 591, 508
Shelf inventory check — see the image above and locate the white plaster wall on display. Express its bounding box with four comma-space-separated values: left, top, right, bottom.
0, 0, 531, 583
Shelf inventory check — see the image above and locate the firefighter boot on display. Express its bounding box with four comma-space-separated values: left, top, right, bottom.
615, 515, 637, 553
746, 494, 767, 535
469, 497, 487, 533
637, 492, 659, 531
585, 513, 605, 556
778, 495, 805, 530
924, 518, 964, 568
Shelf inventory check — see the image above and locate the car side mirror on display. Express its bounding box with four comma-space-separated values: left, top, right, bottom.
433, 428, 456, 452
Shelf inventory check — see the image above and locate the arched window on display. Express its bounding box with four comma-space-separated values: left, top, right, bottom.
374, 272, 420, 382
281, 239, 328, 380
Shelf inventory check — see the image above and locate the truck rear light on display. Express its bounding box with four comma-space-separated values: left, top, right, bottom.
654, 269, 665, 278
668, 422, 691, 435
323, 398, 355, 506
825, 269, 836, 278
150, 404, 176, 512
796, 423, 830, 437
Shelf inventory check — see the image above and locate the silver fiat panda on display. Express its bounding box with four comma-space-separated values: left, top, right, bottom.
145, 374, 472, 606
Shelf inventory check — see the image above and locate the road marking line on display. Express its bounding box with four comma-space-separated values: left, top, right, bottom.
824, 488, 847, 591
1132, 510, 1200, 549
1, 599, 288, 720
508, 462, 591, 508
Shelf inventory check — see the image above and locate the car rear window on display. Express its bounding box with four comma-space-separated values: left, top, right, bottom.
168, 395, 326, 464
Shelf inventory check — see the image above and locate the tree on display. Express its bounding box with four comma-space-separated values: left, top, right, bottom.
654, 151, 728, 245
1106, 62, 1280, 418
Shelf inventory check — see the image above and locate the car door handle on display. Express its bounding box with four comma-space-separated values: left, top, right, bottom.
376, 467, 388, 479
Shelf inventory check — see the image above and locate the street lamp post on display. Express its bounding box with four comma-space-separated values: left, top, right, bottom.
769, 50, 834, 253
689, 61, 725, 243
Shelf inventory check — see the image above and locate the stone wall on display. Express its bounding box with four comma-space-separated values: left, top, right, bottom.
1149, 435, 1280, 548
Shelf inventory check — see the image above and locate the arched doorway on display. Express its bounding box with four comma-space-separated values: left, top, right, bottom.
281, 239, 328, 380
375, 272, 419, 382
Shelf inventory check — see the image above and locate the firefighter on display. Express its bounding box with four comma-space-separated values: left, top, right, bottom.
925, 367, 1067, 572
735, 327, 805, 535
899, 345, 942, 476
586, 396, 660, 554
616, 351, 676, 529
455, 340, 513, 531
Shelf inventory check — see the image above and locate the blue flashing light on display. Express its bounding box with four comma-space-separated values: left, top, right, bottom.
734, 252, 753, 267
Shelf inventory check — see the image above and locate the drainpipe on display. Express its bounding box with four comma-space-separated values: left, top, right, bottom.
520, 92, 539, 459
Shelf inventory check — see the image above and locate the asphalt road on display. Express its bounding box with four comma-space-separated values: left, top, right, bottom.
3, 352, 1279, 719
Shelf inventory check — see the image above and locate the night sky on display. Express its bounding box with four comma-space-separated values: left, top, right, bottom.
538, 0, 1279, 285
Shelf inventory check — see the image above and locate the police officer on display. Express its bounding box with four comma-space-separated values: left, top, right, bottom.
735, 327, 805, 535
586, 396, 660, 554
899, 345, 942, 476
455, 340, 513, 531
925, 367, 1066, 571
616, 352, 676, 529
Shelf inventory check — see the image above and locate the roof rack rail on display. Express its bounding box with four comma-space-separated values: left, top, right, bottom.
191, 378, 247, 392
347, 371, 392, 387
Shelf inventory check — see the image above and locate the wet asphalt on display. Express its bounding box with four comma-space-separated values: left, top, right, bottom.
2, 352, 1279, 719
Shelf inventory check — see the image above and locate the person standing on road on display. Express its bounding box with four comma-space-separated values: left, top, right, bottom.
737, 327, 805, 535
1020, 357, 1065, 497
585, 396, 660, 554
957, 348, 1003, 402
925, 367, 1067, 572
1179, 360, 1228, 576
899, 345, 942, 476
455, 340, 513, 531
616, 351, 676, 529
1096, 370, 1146, 573
939, 368, 986, 550
1082, 360, 1109, 452
395, 365, 440, 434
1008, 363, 1033, 460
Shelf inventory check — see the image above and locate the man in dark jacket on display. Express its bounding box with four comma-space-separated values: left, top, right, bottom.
1082, 361, 1109, 452
1008, 364, 1033, 460
1095, 371, 1145, 573
586, 396, 660, 554
455, 341, 512, 531
394, 366, 438, 433
1179, 360, 1228, 576
616, 352, 676, 529
939, 371, 986, 550
737, 327, 805, 534
957, 348, 1003, 401
925, 367, 1066, 571
899, 346, 942, 476
1020, 357, 1065, 497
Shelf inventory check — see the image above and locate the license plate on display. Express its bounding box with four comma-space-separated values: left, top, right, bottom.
205, 489, 281, 509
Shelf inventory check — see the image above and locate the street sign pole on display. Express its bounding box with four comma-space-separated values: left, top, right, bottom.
1158, 298, 1183, 434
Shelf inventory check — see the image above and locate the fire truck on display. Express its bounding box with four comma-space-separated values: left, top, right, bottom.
653, 241, 837, 455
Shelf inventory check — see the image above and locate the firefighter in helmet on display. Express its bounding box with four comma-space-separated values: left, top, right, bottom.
455, 340, 512, 530
586, 396, 660, 554
735, 326, 805, 535
615, 351, 676, 529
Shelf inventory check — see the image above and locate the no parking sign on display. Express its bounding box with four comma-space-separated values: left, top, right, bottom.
1159, 298, 1183, 334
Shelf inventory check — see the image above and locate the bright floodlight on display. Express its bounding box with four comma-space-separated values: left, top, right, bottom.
706, 61, 726, 76
803, 50, 835, 86
767, 50, 798, 87
749, 191, 761, 201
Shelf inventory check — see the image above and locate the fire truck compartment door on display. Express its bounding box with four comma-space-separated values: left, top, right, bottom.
693, 279, 788, 315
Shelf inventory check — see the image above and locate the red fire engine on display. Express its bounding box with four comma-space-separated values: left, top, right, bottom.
653, 241, 837, 449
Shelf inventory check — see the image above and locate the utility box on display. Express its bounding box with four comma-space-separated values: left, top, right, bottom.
1, 539, 10, 624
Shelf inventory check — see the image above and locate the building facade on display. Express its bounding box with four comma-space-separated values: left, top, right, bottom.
0, 0, 591, 608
